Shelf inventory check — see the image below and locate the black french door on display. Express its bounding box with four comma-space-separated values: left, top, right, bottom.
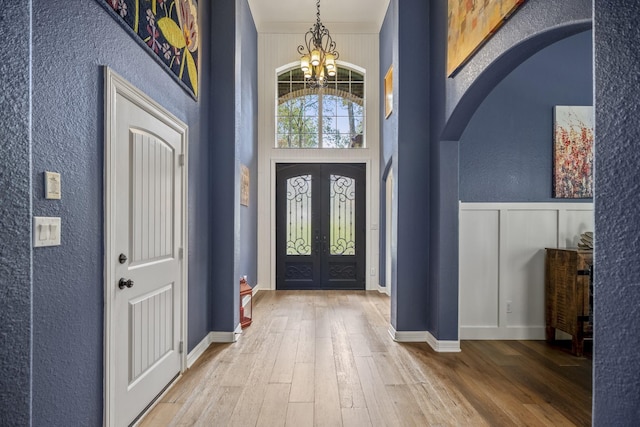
276, 163, 366, 290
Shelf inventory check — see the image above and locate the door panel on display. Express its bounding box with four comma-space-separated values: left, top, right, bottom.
113, 93, 183, 426
276, 163, 365, 290
130, 130, 175, 264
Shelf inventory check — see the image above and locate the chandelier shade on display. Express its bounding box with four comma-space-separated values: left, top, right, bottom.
297, 0, 340, 87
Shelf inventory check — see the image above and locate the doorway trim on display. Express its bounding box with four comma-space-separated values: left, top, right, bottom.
268, 158, 374, 291
103, 67, 189, 426
275, 163, 367, 290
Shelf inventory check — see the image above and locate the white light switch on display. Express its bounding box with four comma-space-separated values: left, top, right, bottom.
44, 171, 61, 199
33, 217, 61, 247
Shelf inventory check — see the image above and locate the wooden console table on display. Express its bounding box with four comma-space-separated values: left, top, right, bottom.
544, 248, 593, 356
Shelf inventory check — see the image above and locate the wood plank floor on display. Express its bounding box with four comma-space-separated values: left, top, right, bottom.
139, 291, 592, 427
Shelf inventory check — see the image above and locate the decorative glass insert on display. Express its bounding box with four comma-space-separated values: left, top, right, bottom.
277, 67, 364, 148
286, 175, 312, 255
329, 175, 356, 255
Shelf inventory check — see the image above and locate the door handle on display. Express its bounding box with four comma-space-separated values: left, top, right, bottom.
118, 278, 134, 289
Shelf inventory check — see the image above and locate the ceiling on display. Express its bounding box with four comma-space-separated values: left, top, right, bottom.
247, 0, 391, 33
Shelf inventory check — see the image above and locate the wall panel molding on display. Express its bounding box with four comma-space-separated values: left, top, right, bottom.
459, 202, 594, 340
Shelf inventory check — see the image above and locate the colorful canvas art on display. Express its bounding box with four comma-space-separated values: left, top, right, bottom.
447, 0, 525, 76
553, 106, 594, 198
100, 0, 199, 99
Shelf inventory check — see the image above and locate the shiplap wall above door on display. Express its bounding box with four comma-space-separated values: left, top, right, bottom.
256, 33, 381, 291
459, 202, 594, 340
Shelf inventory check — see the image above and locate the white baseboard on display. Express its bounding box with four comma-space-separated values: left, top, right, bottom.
460, 326, 545, 340
389, 325, 461, 352
425, 332, 461, 353
377, 285, 390, 296
187, 332, 214, 368
186, 324, 244, 368
388, 325, 428, 342
210, 329, 239, 343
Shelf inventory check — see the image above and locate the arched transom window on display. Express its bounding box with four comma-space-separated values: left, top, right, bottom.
277, 66, 365, 148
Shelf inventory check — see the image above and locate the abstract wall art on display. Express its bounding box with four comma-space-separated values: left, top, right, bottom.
553, 106, 594, 199
100, 0, 199, 99
447, 0, 525, 76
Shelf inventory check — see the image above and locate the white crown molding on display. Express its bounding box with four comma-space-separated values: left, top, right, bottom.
256, 21, 381, 34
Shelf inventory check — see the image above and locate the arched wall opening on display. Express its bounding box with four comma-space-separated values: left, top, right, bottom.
456, 28, 594, 341
442, 22, 592, 141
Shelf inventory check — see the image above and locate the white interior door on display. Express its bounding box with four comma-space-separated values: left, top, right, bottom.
105, 69, 187, 427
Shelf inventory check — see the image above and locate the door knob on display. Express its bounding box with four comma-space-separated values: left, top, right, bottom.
118, 278, 134, 289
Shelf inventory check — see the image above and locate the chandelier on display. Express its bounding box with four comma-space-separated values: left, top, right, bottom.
297, 0, 339, 88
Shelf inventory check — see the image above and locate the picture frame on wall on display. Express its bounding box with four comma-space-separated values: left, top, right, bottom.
553, 106, 594, 198
241, 164, 250, 207
384, 66, 393, 119
98, 0, 200, 100
447, 0, 525, 76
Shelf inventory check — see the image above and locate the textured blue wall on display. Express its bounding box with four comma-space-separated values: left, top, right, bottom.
460, 31, 593, 202
593, 1, 640, 423
210, 0, 241, 331
188, 0, 214, 352
444, 0, 592, 139
378, 3, 394, 289
428, 0, 459, 341
30, 0, 207, 424
0, 3, 32, 425
394, 0, 431, 332
238, 0, 258, 290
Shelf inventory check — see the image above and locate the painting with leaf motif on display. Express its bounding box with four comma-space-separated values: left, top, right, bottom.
447, 0, 525, 76
100, 0, 199, 99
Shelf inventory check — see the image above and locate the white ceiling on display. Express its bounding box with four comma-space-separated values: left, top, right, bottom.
247, 0, 391, 33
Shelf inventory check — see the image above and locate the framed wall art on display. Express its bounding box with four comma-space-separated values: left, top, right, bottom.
99, 0, 199, 99
447, 0, 525, 76
553, 106, 594, 198
241, 164, 250, 207
384, 66, 393, 119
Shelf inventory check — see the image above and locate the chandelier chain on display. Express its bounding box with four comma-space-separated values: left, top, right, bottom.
297, 0, 340, 88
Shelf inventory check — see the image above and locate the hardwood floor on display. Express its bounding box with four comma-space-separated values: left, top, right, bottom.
139, 291, 592, 426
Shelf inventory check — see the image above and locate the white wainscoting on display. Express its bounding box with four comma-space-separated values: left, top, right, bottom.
459, 202, 593, 340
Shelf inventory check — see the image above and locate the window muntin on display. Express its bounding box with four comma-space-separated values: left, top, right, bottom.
277, 67, 365, 148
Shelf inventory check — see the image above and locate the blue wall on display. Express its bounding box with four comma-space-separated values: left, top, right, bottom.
210, 0, 237, 332
378, 4, 395, 289
593, 1, 640, 423
460, 31, 593, 202
28, 0, 211, 423
443, 0, 592, 140
209, 0, 258, 332
0, 3, 32, 425
188, 0, 214, 352
428, 0, 459, 341
394, 0, 431, 332
238, 0, 259, 289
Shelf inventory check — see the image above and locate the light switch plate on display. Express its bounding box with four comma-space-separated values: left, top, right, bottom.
44, 171, 61, 199
34, 216, 61, 247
